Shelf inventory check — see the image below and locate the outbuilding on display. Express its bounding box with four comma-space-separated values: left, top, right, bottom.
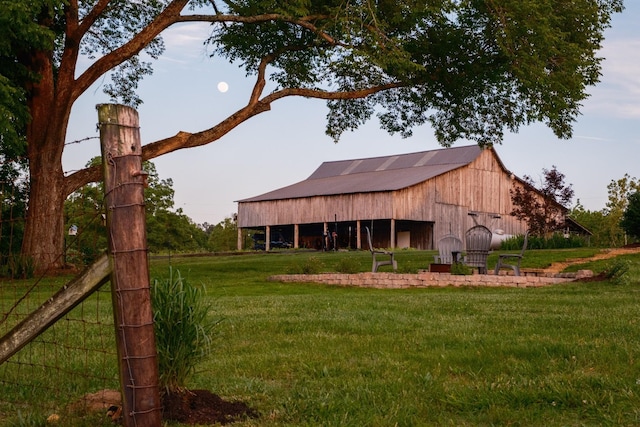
236, 145, 547, 251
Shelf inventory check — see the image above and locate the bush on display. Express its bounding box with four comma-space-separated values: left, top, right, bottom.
451, 262, 472, 275
151, 268, 220, 394
397, 260, 420, 274
604, 259, 631, 285
4, 255, 35, 279
335, 256, 361, 274
500, 233, 587, 250
287, 256, 325, 274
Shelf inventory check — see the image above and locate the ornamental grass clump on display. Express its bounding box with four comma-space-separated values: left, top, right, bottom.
151, 267, 220, 394
604, 258, 631, 285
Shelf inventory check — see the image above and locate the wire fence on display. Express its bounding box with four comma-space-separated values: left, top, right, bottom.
0, 179, 120, 425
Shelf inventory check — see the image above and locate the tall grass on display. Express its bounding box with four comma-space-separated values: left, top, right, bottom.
151, 267, 220, 394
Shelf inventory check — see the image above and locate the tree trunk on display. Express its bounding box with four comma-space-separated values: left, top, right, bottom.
21, 49, 68, 272
22, 143, 67, 272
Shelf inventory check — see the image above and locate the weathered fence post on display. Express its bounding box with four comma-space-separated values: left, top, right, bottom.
98, 104, 162, 426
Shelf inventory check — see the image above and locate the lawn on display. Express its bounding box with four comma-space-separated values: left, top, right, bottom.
1, 248, 640, 426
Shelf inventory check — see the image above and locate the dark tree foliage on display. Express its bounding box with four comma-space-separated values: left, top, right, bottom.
620, 192, 640, 241
206, 217, 238, 252
510, 166, 574, 236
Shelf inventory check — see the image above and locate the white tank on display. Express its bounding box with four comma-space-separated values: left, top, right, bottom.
490, 229, 513, 250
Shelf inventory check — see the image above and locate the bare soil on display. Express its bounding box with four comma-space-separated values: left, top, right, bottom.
162, 389, 259, 425
543, 246, 640, 274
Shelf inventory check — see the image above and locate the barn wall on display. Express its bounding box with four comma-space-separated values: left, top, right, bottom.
237, 192, 394, 227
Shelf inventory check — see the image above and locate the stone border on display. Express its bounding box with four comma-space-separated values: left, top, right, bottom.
267, 271, 590, 289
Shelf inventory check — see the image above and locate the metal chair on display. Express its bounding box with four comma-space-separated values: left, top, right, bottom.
434, 234, 463, 264
463, 225, 492, 274
494, 231, 529, 276
365, 227, 397, 272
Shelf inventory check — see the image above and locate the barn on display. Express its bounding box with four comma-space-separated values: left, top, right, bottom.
236, 145, 553, 251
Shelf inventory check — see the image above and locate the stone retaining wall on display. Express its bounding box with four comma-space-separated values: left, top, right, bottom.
268, 271, 589, 289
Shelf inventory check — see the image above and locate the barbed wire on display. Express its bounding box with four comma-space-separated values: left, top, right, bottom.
64, 136, 100, 146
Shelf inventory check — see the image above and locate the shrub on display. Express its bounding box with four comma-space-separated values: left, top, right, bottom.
450, 262, 472, 275
287, 256, 324, 274
397, 260, 420, 274
604, 259, 631, 285
151, 267, 220, 394
5, 255, 35, 279
500, 233, 586, 250
335, 256, 361, 274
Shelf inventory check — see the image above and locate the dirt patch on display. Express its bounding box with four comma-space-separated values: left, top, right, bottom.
162, 389, 259, 425
573, 271, 608, 283
543, 247, 640, 274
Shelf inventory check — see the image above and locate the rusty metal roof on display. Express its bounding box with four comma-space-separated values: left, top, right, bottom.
239, 145, 485, 202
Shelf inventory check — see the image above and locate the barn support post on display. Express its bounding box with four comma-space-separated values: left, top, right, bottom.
237, 227, 243, 251
390, 219, 396, 248
98, 104, 162, 427
356, 220, 362, 250
265, 225, 271, 251
294, 224, 299, 249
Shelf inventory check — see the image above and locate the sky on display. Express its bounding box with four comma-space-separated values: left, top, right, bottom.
64, 3, 640, 226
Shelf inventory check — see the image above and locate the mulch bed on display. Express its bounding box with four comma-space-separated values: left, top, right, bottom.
162, 389, 259, 425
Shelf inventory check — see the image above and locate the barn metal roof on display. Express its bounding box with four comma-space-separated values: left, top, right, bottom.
238, 145, 486, 202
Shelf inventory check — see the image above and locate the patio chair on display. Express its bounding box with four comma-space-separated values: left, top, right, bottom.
434, 234, 463, 264
365, 227, 397, 272
494, 231, 529, 276
463, 225, 492, 274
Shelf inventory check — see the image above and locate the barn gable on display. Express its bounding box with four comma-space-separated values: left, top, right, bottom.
236, 145, 527, 251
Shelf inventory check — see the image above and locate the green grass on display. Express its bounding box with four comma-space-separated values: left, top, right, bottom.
1, 248, 640, 426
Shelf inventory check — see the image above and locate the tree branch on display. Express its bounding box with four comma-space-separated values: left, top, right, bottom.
63, 81, 401, 195
177, 13, 341, 46
72, 0, 190, 100
75, 0, 111, 39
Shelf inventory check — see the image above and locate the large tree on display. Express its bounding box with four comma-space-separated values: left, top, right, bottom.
0, 0, 624, 269
603, 174, 639, 246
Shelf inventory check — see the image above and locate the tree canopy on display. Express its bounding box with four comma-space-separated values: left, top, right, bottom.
620, 192, 640, 241
0, 0, 625, 269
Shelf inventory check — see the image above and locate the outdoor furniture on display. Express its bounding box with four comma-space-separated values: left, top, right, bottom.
365, 227, 397, 272
434, 234, 463, 264
463, 225, 492, 274
494, 231, 529, 276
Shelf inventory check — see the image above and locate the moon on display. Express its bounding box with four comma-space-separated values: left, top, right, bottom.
217, 81, 229, 93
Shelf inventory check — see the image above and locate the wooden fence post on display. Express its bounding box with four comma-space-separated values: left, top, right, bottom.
98, 104, 162, 426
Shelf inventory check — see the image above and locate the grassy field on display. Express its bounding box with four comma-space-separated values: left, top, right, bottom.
2, 248, 640, 426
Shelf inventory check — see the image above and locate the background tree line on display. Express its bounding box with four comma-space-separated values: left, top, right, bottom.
4, 158, 640, 273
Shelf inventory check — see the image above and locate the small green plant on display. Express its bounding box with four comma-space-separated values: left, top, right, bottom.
151, 267, 220, 394
397, 260, 420, 274
450, 261, 472, 275
335, 256, 361, 274
604, 258, 630, 285
6, 255, 35, 279
287, 255, 324, 274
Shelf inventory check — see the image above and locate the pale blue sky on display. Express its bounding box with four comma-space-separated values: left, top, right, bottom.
64, 3, 640, 225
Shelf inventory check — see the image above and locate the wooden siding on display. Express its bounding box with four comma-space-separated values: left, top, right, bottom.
237, 148, 530, 244
238, 192, 394, 227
